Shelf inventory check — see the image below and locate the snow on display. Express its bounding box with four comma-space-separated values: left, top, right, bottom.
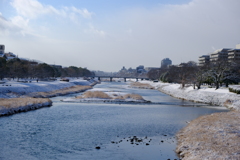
0, 78, 96, 98
137, 80, 240, 110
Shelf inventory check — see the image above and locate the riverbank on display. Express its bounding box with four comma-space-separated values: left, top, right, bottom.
134, 80, 240, 160
0, 97, 52, 116
134, 81, 240, 110
0, 78, 98, 116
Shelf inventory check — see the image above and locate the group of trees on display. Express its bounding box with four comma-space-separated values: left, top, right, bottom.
148, 60, 240, 89
0, 58, 94, 80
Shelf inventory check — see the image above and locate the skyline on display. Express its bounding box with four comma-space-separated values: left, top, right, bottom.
0, 0, 240, 72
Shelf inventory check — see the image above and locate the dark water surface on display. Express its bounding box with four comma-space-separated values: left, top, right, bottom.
0, 82, 227, 160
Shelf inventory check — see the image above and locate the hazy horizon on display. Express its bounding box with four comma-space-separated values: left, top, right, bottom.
0, 0, 240, 72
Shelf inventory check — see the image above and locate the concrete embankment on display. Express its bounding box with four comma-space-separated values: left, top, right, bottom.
132, 81, 240, 160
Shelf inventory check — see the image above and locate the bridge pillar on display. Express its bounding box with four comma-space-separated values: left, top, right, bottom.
98, 77, 101, 81
110, 77, 113, 82
136, 78, 138, 82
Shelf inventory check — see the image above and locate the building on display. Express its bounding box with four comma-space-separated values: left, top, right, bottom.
136, 65, 145, 73
210, 48, 232, 62
198, 55, 210, 66
5, 52, 17, 60
161, 58, 172, 68
0, 45, 5, 55
228, 49, 240, 62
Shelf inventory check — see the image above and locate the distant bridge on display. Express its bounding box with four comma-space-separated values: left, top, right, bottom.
86, 75, 149, 82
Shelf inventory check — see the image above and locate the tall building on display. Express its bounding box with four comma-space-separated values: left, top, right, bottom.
161, 58, 172, 68
0, 44, 5, 55
228, 49, 240, 62
210, 48, 232, 62
198, 55, 210, 66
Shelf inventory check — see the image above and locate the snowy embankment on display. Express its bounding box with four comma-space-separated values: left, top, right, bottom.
0, 98, 52, 116
0, 78, 97, 98
135, 80, 240, 159
137, 81, 240, 110
0, 78, 98, 116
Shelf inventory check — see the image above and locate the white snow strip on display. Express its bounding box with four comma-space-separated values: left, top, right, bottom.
137, 81, 240, 110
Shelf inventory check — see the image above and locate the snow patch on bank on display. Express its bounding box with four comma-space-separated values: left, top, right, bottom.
138, 81, 240, 110
0, 78, 97, 98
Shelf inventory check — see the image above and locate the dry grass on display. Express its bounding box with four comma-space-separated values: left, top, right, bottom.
76, 91, 145, 101
114, 94, 144, 100
0, 97, 52, 109
28, 85, 92, 98
76, 91, 112, 99
130, 82, 154, 89
176, 111, 240, 160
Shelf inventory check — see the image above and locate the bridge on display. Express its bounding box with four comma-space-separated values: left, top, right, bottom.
87, 75, 149, 82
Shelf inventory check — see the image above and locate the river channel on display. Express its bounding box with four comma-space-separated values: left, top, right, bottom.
0, 81, 228, 160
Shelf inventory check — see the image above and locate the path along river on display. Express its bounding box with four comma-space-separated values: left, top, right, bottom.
0, 82, 228, 160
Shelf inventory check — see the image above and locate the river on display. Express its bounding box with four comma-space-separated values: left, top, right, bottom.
0, 81, 227, 160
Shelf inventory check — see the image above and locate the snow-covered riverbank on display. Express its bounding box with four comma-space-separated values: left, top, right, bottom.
0, 78, 97, 98
136, 80, 240, 159
136, 81, 240, 110
0, 78, 98, 116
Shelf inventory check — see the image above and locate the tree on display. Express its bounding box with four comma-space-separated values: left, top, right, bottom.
207, 59, 230, 89
0, 57, 7, 80
36, 63, 54, 79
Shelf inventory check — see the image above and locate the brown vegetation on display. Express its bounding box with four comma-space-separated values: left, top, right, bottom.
176, 111, 240, 160
130, 82, 154, 89
0, 97, 51, 108
114, 94, 144, 100
28, 85, 92, 98
76, 91, 112, 99
76, 91, 145, 101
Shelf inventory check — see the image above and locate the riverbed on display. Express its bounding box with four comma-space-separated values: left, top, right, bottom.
0, 82, 228, 160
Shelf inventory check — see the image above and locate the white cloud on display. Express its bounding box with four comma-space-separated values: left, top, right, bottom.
10, 16, 30, 36
10, 0, 59, 19
71, 7, 94, 19
10, 0, 93, 20
85, 25, 106, 37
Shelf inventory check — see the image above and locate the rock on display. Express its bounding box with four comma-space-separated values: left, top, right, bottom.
95, 146, 101, 149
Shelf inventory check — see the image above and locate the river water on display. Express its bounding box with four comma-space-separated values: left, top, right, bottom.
0, 82, 227, 160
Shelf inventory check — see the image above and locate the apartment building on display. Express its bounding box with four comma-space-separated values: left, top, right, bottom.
198, 55, 210, 66
228, 49, 240, 62
210, 48, 232, 62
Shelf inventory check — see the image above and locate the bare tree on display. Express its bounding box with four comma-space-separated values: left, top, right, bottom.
207, 59, 230, 89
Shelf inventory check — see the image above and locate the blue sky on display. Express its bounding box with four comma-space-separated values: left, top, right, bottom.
0, 0, 240, 72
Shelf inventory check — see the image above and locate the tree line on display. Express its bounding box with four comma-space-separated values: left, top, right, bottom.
148, 59, 240, 89
0, 58, 94, 80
